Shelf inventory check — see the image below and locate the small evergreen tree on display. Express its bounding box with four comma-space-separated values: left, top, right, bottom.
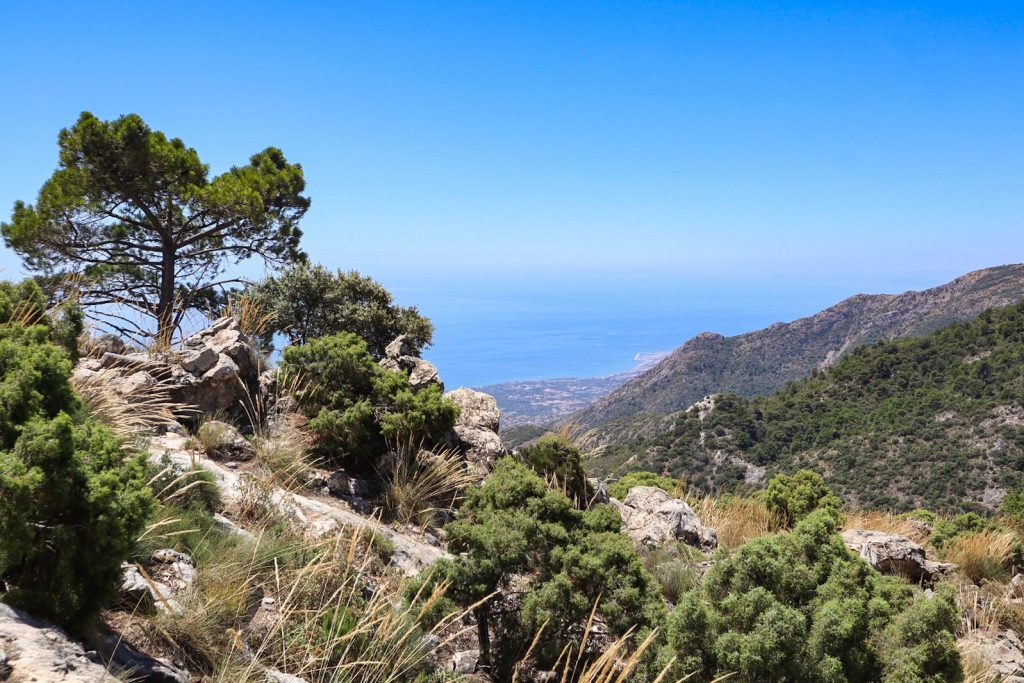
427, 458, 664, 677
763, 468, 842, 527
0, 324, 152, 628
280, 333, 456, 469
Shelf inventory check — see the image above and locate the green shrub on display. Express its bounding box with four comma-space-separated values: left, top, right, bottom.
763, 469, 843, 527
929, 512, 991, 549
0, 324, 152, 628
609, 470, 684, 500
658, 509, 962, 682
426, 458, 664, 678
248, 264, 433, 358
517, 434, 591, 504
280, 333, 457, 469
1003, 487, 1024, 518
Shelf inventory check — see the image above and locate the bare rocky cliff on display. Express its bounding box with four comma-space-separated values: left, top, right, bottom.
573, 264, 1024, 428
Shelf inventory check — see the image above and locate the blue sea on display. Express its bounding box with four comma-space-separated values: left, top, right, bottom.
396, 273, 877, 389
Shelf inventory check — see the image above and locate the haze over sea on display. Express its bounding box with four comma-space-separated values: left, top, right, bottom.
392, 268, 983, 389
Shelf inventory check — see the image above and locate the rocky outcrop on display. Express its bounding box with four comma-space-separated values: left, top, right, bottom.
612, 486, 717, 551
444, 388, 506, 476
961, 629, 1024, 682
842, 529, 956, 582
74, 317, 261, 425
0, 602, 111, 682
379, 335, 443, 392
148, 433, 447, 574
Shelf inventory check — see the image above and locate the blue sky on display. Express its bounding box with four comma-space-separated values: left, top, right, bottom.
1, 2, 1022, 383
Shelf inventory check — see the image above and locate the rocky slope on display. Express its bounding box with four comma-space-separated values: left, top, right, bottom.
573, 264, 1024, 430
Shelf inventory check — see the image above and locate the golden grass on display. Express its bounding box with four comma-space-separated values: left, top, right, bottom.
688, 494, 784, 550
71, 365, 180, 442
945, 530, 1018, 585
383, 444, 476, 526
842, 510, 931, 543
221, 528, 475, 683
219, 294, 276, 341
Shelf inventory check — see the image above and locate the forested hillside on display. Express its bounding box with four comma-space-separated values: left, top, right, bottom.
602, 300, 1024, 511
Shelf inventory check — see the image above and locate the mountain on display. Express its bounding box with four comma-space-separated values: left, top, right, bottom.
598, 299, 1024, 512
572, 264, 1024, 429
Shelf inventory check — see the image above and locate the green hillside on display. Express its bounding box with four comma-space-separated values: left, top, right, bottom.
606, 301, 1024, 511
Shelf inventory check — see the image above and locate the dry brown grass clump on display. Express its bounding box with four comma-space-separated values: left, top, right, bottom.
71, 366, 179, 442
944, 530, 1018, 585
384, 445, 476, 526
689, 494, 784, 550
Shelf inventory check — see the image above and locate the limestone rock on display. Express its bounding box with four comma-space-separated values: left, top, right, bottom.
612, 486, 717, 551
961, 629, 1024, 682
264, 670, 309, 683
444, 387, 506, 475
0, 602, 110, 682
91, 333, 127, 357
452, 649, 480, 674
197, 420, 255, 460
842, 529, 956, 582
379, 335, 443, 392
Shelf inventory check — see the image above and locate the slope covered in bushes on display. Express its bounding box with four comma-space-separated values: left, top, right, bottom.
611, 300, 1024, 511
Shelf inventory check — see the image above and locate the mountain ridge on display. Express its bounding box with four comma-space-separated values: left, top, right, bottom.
572, 264, 1024, 429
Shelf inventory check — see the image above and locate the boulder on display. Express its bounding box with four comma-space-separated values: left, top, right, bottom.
961, 629, 1024, 682
197, 420, 255, 461
379, 335, 443, 392
91, 333, 127, 356
452, 649, 480, 674
841, 529, 956, 582
444, 387, 506, 475
612, 486, 717, 551
0, 602, 110, 682
172, 317, 262, 418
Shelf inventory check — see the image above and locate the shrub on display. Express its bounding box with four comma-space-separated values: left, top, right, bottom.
248, 264, 433, 358
763, 469, 843, 527
0, 324, 152, 627
609, 470, 684, 500
517, 434, 591, 504
280, 333, 457, 469
426, 458, 664, 678
657, 508, 962, 682
930, 512, 991, 549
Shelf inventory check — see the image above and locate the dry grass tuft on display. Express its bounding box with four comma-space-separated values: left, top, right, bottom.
689, 494, 784, 550
383, 444, 476, 526
71, 366, 179, 442
945, 530, 1018, 585
219, 294, 276, 341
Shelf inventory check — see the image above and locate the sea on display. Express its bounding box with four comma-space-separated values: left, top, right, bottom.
401, 273, 873, 389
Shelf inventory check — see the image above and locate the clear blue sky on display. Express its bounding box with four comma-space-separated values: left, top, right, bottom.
1, 2, 1022, 384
